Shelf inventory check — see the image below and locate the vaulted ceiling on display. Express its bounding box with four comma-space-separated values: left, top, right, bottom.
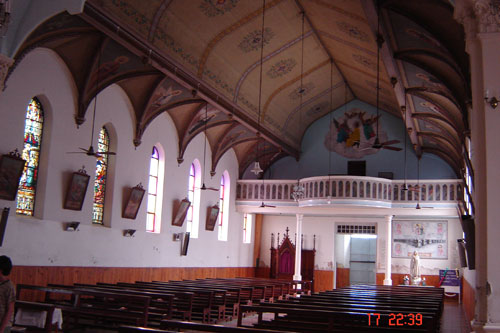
12, 0, 469, 177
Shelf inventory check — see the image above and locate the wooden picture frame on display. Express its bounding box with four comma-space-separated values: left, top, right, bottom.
122, 184, 145, 219
0, 151, 26, 201
205, 204, 219, 231
172, 198, 191, 226
63, 169, 90, 211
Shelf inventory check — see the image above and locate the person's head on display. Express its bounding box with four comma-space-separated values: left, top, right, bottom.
0, 256, 12, 276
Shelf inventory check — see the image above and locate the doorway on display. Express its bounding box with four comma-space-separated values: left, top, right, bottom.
349, 235, 376, 285
335, 231, 377, 288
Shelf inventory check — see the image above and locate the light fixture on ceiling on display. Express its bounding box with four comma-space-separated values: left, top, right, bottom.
251, 0, 267, 177
402, 93, 408, 192
291, 10, 306, 202
252, 0, 275, 209
326, 60, 335, 205
372, 1, 383, 150
485, 90, 498, 109
199, 103, 218, 191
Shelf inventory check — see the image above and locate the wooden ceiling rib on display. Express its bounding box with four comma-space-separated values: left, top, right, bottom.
11, 0, 470, 177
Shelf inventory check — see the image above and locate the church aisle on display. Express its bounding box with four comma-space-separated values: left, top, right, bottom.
441, 299, 472, 333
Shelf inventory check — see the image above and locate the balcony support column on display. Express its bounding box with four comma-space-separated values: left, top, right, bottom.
384, 215, 394, 286
293, 213, 303, 281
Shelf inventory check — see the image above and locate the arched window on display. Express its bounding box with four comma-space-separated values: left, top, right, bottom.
186, 161, 201, 238
17, 98, 44, 216
92, 127, 110, 224
147, 146, 164, 233
218, 171, 230, 241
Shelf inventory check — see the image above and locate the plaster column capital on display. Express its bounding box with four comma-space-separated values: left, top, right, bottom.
474, 0, 500, 33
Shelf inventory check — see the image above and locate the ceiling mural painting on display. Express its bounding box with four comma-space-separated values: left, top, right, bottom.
324, 108, 401, 159
10, 0, 470, 178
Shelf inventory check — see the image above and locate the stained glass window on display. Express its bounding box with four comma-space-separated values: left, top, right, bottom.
92, 127, 109, 224
147, 146, 160, 232
16, 98, 44, 215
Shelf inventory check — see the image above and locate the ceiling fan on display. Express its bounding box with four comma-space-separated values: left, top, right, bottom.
364, 4, 401, 154
255, 0, 275, 209
197, 103, 218, 192
67, 47, 116, 158
359, 138, 402, 151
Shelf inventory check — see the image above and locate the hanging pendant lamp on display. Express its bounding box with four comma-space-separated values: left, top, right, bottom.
291, 10, 306, 202
251, 0, 266, 176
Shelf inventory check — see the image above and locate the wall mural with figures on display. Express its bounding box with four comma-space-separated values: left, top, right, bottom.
392, 220, 448, 259
324, 108, 400, 159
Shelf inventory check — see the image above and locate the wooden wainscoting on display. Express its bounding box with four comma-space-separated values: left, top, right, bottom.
336, 267, 350, 288
255, 266, 270, 278
314, 270, 334, 292
10, 266, 255, 288
462, 276, 475, 322
255, 267, 333, 292
377, 273, 441, 287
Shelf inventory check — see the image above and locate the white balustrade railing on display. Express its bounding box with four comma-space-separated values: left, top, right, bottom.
236, 176, 462, 206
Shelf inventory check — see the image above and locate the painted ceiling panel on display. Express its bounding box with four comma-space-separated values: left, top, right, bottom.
387, 10, 452, 58
15, 0, 469, 177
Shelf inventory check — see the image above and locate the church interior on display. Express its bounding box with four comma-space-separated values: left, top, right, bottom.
0, 0, 499, 332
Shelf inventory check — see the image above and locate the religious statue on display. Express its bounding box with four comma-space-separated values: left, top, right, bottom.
410, 251, 421, 285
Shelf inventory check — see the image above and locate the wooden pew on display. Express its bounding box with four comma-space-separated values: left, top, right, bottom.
16, 284, 151, 330
238, 304, 431, 332
95, 282, 195, 322
235, 284, 443, 332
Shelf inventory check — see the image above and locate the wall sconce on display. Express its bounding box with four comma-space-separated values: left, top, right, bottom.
173, 233, 182, 241
485, 90, 498, 109
64, 222, 80, 232
123, 229, 136, 237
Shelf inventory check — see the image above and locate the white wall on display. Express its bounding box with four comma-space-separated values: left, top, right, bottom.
0, 47, 253, 268
259, 214, 463, 283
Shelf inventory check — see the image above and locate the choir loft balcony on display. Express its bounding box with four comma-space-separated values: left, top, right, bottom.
236, 176, 462, 212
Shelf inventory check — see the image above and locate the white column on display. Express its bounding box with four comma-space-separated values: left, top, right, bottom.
383, 215, 393, 286
293, 214, 303, 281
455, 2, 500, 329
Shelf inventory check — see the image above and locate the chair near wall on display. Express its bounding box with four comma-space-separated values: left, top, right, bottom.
270, 228, 315, 289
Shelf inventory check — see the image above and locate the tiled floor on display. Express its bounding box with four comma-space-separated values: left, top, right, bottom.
441, 300, 472, 333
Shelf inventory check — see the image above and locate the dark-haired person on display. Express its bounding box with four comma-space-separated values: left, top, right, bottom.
0, 256, 14, 333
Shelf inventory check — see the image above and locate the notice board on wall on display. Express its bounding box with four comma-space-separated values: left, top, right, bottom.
392, 220, 448, 259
